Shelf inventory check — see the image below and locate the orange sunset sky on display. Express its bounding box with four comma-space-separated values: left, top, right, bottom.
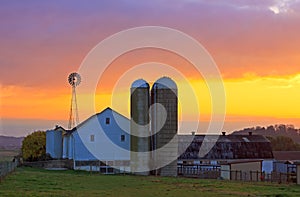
1, 0, 300, 136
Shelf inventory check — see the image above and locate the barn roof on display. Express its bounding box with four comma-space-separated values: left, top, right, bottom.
178, 134, 274, 160
272, 151, 300, 161
62, 107, 129, 135
131, 79, 149, 88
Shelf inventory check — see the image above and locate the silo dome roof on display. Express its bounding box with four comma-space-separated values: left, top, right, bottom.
131, 79, 149, 88
153, 77, 177, 89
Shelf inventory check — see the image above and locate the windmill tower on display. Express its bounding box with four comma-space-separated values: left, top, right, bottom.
68, 72, 81, 129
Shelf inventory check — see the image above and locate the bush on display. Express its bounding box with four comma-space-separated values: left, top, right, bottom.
21, 131, 46, 161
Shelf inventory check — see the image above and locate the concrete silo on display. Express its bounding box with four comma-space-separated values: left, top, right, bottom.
130, 79, 150, 175
46, 126, 63, 159
151, 77, 178, 176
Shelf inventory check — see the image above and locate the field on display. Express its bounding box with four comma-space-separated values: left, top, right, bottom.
0, 167, 299, 197
0, 149, 20, 162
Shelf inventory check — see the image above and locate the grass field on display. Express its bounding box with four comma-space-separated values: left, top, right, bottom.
0, 167, 299, 197
0, 149, 20, 162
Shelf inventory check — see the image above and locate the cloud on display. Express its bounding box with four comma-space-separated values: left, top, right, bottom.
1, 0, 300, 87
182, 0, 300, 15
268, 0, 300, 14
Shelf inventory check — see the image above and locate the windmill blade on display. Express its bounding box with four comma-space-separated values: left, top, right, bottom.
68, 72, 81, 86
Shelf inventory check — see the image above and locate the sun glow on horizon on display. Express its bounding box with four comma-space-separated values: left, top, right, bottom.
2, 73, 300, 126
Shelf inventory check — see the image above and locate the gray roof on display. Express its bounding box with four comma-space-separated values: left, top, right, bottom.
131, 79, 149, 88
178, 134, 274, 160
153, 76, 177, 89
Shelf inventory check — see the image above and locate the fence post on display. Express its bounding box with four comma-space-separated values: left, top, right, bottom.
240, 171, 242, 181
90, 164, 92, 175
279, 172, 282, 184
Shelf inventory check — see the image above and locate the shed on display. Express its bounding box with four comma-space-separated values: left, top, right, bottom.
273, 160, 296, 173
221, 160, 262, 181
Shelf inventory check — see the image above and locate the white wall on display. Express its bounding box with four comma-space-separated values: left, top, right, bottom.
73, 108, 130, 161
262, 160, 274, 173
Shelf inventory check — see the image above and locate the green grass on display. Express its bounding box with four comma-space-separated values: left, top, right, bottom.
0, 167, 299, 196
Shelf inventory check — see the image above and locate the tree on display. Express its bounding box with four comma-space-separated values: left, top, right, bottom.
22, 131, 46, 161
267, 136, 300, 151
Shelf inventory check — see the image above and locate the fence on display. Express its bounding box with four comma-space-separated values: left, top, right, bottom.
23, 160, 73, 169
0, 161, 18, 181
227, 170, 296, 183
177, 164, 220, 179
75, 160, 130, 174
177, 164, 297, 184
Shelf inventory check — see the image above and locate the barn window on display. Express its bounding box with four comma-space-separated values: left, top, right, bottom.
121, 135, 125, 142
90, 134, 94, 142
106, 118, 110, 124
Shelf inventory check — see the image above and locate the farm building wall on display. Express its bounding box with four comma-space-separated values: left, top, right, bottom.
220, 165, 230, 180
62, 135, 68, 159
71, 108, 130, 172
273, 161, 296, 173
262, 160, 274, 173
46, 129, 63, 159
297, 164, 300, 185
62, 134, 73, 160
68, 135, 73, 160
230, 161, 261, 172
227, 160, 262, 181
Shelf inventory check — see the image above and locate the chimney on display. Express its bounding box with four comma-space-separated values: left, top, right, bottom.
191, 131, 195, 136
249, 131, 252, 136
222, 131, 226, 136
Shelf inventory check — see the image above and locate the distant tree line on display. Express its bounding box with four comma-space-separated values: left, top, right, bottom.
232, 124, 300, 151
266, 136, 300, 151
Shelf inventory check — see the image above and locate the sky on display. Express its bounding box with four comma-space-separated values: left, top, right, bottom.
1, 0, 300, 136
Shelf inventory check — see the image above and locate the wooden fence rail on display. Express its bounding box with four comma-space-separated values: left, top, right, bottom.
228, 170, 296, 183
177, 164, 220, 179
177, 164, 297, 184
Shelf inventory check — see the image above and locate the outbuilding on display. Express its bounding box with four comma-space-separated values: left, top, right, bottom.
220, 160, 263, 181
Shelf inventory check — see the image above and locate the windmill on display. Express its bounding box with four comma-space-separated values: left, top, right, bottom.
68, 72, 81, 129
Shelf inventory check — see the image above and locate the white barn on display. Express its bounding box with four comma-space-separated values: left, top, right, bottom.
46, 107, 130, 173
